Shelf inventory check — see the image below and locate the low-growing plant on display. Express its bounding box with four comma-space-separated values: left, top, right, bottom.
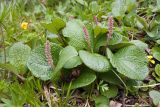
1, 0, 160, 106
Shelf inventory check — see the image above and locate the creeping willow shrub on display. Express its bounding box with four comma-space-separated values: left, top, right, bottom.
26, 15, 148, 90
6, 15, 148, 105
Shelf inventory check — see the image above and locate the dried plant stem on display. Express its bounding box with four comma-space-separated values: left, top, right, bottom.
125, 104, 150, 107
84, 99, 90, 107
134, 83, 160, 88
15, 73, 25, 81
44, 86, 52, 107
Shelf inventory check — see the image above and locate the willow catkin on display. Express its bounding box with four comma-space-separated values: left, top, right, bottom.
93, 16, 99, 25
44, 40, 54, 68
83, 26, 91, 49
107, 16, 114, 38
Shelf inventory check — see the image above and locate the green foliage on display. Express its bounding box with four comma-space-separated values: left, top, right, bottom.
1, 0, 159, 106
65, 69, 96, 89
107, 45, 148, 80
108, 32, 123, 45
89, 1, 99, 14
76, 0, 87, 6
99, 71, 121, 85
149, 90, 160, 106
101, 85, 118, 98
153, 64, 160, 82
1, 79, 44, 107
27, 44, 62, 80
111, 0, 136, 18
8, 42, 31, 70
53, 46, 78, 81
130, 40, 148, 50
0, 63, 18, 73
62, 20, 87, 50
79, 50, 111, 72
112, 0, 126, 17
147, 25, 160, 39
0, 80, 8, 93
63, 56, 82, 69
135, 16, 148, 30
151, 47, 160, 61
155, 64, 160, 76
95, 95, 109, 107
97, 81, 118, 98
42, 17, 65, 34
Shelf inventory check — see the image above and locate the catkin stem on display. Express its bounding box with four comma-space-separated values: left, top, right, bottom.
45, 40, 54, 68
83, 26, 91, 51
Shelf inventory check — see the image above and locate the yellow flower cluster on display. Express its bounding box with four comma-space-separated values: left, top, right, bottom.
147, 55, 155, 64
21, 22, 28, 30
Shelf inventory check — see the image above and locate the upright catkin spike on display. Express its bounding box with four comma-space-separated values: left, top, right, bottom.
107, 16, 114, 38
93, 16, 99, 25
45, 40, 54, 68
83, 26, 91, 50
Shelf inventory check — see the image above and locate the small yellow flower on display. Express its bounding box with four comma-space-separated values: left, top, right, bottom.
150, 60, 155, 64
21, 22, 28, 30
147, 55, 155, 64
147, 55, 153, 59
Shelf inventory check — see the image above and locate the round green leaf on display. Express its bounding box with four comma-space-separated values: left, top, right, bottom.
95, 95, 109, 107
62, 20, 87, 50
95, 35, 107, 51
99, 71, 121, 85
112, 0, 126, 17
63, 56, 82, 69
147, 25, 160, 39
9, 42, 31, 67
149, 90, 160, 106
100, 85, 118, 98
109, 42, 133, 50
89, 1, 99, 14
27, 44, 62, 81
151, 47, 160, 61
94, 26, 103, 37
65, 69, 96, 90
108, 32, 123, 45
130, 40, 148, 50
42, 17, 65, 34
52, 46, 78, 81
79, 50, 111, 72
156, 40, 160, 44
107, 45, 148, 80
155, 64, 160, 77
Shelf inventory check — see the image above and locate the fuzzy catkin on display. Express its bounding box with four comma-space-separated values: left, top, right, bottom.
83, 26, 91, 49
94, 16, 99, 25
107, 16, 114, 38
44, 40, 54, 68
